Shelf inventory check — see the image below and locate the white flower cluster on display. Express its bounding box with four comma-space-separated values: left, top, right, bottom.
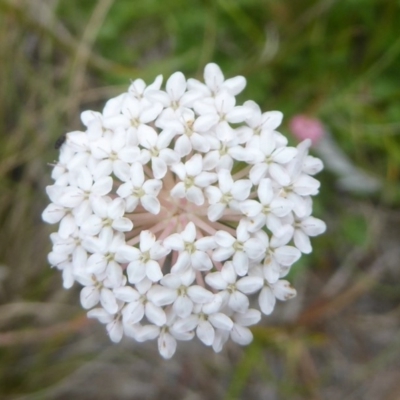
43, 63, 326, 358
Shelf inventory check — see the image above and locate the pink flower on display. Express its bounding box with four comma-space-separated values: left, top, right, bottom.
289, 115, 325, 145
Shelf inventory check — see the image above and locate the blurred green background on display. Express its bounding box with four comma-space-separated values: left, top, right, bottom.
1, 0, 400, 399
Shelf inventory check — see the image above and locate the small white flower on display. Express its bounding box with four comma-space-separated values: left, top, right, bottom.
117, 278, 167, 326
173, 301, 233, 347
81, 196, 133, 237
205, 169, 252, 221
116, 162, 162, 213
205, 261, 263, 313
163, 222, 216, 273
137, 126, 180, 179
249, 266, 297, 315
240, 178, 292, 234
212, 220, 266, 276
187, 63, 246, 97
170, 154, 217, 206
152, 268, 214, 318
117, 230, 169, 284
247, 131, 298, 185
194, 90, 253, 141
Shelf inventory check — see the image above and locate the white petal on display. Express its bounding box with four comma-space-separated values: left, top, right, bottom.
107, 320, 124, 343
173, 295, 193, 318
133, 323, 160, 342
106, 261, 123, 287
294, 230, 312, 254
293, 175, 320, 196
150, 242, 170, 260
240, 200, 262, 217
100, 288, 118, 314
86, 254, 107, 274
226, 106, 253, 123
158, 332, 177, 359
80, 286, 100, 309
236, 276, 263, 294
145, 302, 166, 326
228, 291, 249, 313
208, 313, 233, 330
193, 114, 219, 132
212, 329, 229, 353
130, 162, 145, 187
151, 157, 167, 179
232, 251, 249, 276
163, 233, 185, 251
261, 111, 283, 131
191, 132, 210, 152
42, 203, 65, 224
185, 153, 202, 176
218, 169, 233, 193
205, 186, 222, 204
272, 146, 297, 164
170, 182, 186, 199
147, 285, 177, 306
212, 247, 234, 262
127, 261, 146, 283
182, 222, 196, 242
186, 186, 204, 206
146, 260, 163, 282
190, 251, 213, 271
187, 285, 214, 303
115, 245, 140, 262
197, 320, 214, 346
92, 176, 113, 196
166, 71, 186, 100
81, 215, 103, 236
274, 246, 301, 266
112, 217, 133, 232
223, 76, 246, 95
195, 172, 217, 188
273, 280, 297, 301
202, 295, 223, 314
205, 272, 228, 290
231, 325, 253, 345
269, 163, 291, 186
244, 238, 266, 260
175, 135, 192, 157
204, 63, 224, 91
143, 179, 162, 196
234, 309, 261, 326
301, 217, 326, 236
58, 214, 76, 238
207, 203, 226, 222
214, 231, 235, 247
139, 230, 156, 252
195, 236, 216, 251
231, 179, 252, 201
160, 273, 182, 289
122, 302, 144, 324
173, 314, 199, 332
171, 251, 190, 273
113, 286, 140, 302
221, 261, 237, 283
141, 195, 160, 214
58, 187, 84, 208
249, 163, 268, 184
258, 286, 276, 315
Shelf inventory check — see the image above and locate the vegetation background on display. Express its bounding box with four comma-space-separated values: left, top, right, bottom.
0, 0, 399, 398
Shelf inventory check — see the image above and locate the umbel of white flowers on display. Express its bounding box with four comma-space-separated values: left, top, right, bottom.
42, 63, 326, 359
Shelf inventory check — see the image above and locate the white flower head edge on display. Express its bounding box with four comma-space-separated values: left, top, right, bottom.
43, 63, 326, 358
